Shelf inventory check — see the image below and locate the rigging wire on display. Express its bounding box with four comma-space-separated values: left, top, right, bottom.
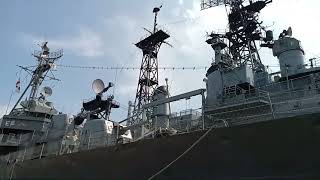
57, 64, 210, 71
5, 90, 14, 115
5, 69, 25, 115
56, 64, 281, 71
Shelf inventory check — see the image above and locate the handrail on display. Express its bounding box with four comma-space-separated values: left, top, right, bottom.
219, 85, 320, 107
81, 93, 320, 146
4, 99, 320, 164
5, 80, 320, 163
261, 72, 317, 89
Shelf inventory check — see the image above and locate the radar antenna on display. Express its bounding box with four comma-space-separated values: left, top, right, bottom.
74, 79, 119, 125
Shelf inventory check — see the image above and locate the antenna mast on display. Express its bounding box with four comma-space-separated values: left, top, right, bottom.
29, 42, 63, 100
201, 0, 272, 71
129, 6, 170, 125
10, 42, 63, 114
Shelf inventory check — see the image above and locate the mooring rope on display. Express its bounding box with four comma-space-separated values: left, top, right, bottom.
147, 126, 216, 180
9, 160, 17, 180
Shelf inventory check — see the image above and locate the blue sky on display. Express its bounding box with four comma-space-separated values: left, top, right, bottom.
1, 0, 320, 120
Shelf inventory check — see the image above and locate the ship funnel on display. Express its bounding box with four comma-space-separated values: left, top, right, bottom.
152, 86, 170, 129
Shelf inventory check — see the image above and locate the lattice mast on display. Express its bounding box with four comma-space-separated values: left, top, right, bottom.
130, 6, 170, 125
201, 0, 272, 71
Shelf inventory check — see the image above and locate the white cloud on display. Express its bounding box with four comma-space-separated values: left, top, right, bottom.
16, 0, 320, 120
261, 0, 320, 58
22, 27, 106, 58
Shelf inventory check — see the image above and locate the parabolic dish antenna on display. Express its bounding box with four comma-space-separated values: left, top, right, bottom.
42, 86, 53, 97
92, 79, 105, 94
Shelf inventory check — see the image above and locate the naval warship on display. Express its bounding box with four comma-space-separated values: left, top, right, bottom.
1, 0, 320, 179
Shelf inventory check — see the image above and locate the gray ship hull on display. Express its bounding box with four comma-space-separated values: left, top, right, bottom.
2, 113, 320, 180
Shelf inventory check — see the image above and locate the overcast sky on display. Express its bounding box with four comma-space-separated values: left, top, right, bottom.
1, 0, 320, 120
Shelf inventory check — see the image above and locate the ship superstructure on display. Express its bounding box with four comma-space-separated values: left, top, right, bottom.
1, 1, 320, 179
0, 43, 69, 157
0, 43, 133, 165
199, 0, 320, 131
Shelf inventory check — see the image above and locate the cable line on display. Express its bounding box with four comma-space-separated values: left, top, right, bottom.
57, 64, 211, 71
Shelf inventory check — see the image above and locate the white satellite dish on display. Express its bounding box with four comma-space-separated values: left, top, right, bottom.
92, 79, 105, 94
42, 86, 53, 97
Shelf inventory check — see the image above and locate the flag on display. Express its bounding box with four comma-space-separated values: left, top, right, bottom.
16, 79, 21, 93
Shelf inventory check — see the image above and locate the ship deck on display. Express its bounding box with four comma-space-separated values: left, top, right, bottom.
2, 112, 320, 180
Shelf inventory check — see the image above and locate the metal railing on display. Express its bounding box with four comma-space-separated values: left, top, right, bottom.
170, 117, 203, 133
0, 133, 33, 146
206, 93, 320, 127
4, 94, 320, 166
269, 87, 320, 103
79, 129, 117, 151
220, 88, 271, 107
170, 109, 202, 118
33, 49, 63, 59
4, 83, 320, 165
261, 72, 319, 92
167, 86, 320, 134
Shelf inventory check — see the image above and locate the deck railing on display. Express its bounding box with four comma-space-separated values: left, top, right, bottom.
0, 133, 34, 147
4, 83, 320, 165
